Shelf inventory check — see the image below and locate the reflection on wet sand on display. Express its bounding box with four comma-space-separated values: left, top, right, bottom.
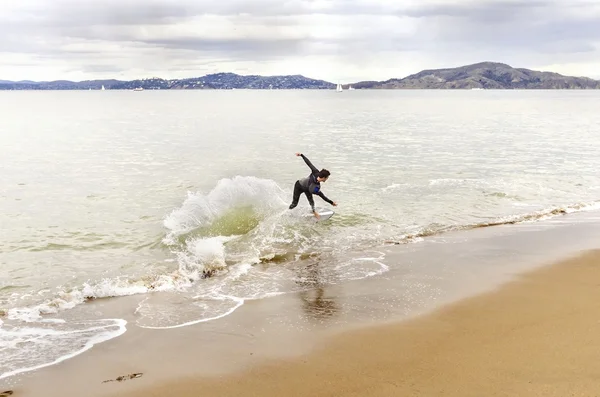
295, 262, 339, 322
299, 287, 338, 321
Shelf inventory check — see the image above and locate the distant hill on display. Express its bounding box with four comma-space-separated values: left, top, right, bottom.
0, 79, 39, 84
0, 73, 334, 90
1, 63, 598, 90
353, 62, 600, 89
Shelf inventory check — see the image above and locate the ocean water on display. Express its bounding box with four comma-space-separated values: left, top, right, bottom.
1, 89, 600, 380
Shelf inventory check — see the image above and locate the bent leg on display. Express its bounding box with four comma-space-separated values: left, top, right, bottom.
289, 181, 302, 209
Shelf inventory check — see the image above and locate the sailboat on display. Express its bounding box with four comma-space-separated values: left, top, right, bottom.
336, 83, 343, 92
101, 85, 105, 91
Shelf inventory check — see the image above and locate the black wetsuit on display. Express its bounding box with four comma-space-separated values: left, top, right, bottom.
289, 154, 334, 211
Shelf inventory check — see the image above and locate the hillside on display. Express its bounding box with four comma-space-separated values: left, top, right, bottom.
0, 73, 334, 90
1, 63, 598, 90
353, 62, 600, 89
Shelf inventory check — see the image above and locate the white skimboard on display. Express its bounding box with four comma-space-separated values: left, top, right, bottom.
302, 207, 335, 222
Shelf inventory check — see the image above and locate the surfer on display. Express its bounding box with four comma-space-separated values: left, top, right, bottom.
288, 152, 337, 219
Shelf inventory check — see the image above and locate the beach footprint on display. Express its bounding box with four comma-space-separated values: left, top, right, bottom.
102, 373, 143, 383
1, 391, 13, 396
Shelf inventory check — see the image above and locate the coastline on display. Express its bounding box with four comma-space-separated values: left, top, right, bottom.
5, 210, 600, 396
114, 248, 600, 397
1, 61, 600, 90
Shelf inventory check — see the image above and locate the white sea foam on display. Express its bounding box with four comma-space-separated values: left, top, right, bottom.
162, 176, 289, 243
135, 295, 244, 330
0, 319, 126, 380
8, 196, 598, 327
4, 179, 598, 381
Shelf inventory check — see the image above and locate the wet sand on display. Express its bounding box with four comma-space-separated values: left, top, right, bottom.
6, 214, 600, 396
107, 248, 600, 397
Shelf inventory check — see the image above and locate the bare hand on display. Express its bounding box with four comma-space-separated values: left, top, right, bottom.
295, 152, 302, 156
332, 202, 338, 206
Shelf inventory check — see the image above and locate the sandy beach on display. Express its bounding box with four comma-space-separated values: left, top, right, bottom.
94, 248, 600, 397
6, 216, 600, 397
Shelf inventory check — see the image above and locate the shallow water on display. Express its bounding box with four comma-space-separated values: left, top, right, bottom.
1, 89, 600, 380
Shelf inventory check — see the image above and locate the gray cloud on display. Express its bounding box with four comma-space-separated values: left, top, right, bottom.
144, 37, 308, 58
9, 0, 328, 27
403, 0, 550, 19
1, 0, 599, 81
420, 7, 600, 53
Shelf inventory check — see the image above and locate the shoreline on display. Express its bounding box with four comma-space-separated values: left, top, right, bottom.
2, 88, 600, 91
5, 211, 600, 396
114, 248, 600, 397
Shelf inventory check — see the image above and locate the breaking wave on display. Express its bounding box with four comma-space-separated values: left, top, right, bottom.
385, 200, 600, 244
2, 175, 599, 380
6, 178, 600, 324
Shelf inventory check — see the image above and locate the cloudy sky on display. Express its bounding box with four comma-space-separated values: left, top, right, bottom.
1, 0, 599, 82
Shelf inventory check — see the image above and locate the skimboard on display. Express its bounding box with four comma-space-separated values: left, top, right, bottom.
302, 207, 335, 222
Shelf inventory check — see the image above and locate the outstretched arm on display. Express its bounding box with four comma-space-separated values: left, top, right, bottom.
295, 152, 318, 174
316, 191, 336, 206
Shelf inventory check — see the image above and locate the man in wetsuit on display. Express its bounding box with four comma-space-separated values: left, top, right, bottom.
289, 152, 337, 219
